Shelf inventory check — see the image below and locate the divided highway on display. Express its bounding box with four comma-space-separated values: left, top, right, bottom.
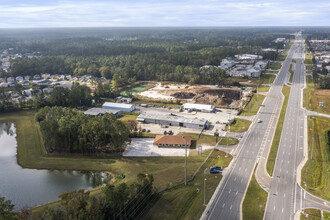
204, 37, 297, 220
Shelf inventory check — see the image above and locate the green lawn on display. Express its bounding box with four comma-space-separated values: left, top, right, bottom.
178, 132, 239, 147
118, 112, 139, 121
144, 149, 233, 220
265, 70, 278, 74
289, 63, 294, 83
304, 54, 314, 65
259, 86, 270, 93
300, 209, 321, 220
292, 59, 296, 63
225, 118, 251, 132
266, 85, 291, 176
242, 167, 267, 220
268, 62, 282, 70
239, 94, 266, 116
306, 65, 313, 71
261, 74, 276, 84
301, 116, 330, 201
0, 111, 211, 213
304, 75, 330, 115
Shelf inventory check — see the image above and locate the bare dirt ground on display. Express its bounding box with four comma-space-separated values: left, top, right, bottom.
138, 83, 241, 108
314, 89, 330, 96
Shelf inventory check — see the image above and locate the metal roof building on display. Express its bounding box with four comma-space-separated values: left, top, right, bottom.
182, 103, 215, 113
102, 102, 136, 112
84, 108, 121, 117
137, 113, 209, 129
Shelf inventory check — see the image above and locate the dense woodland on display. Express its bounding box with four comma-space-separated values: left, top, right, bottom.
35, 106, 130, 153
1, 28, 292, 85
0, 173, 155, 220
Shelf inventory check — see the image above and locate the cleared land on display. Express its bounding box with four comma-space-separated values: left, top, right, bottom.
269, 62, 282, 70
266, 85, 291, 176
258, 86, 270, 93
260, 74, 276, 84
144, 149, 232, 220
0, 111, 213, 213
239, 94, 266, 116
138, 83, 242, 108
301, 116, 330, 201
178, 132, 239, 147
304, 75, 330, 115
242, 167, 267, 220
225, 118, 251, 133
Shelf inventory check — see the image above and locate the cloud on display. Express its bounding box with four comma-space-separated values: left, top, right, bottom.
0, 0, 329, 28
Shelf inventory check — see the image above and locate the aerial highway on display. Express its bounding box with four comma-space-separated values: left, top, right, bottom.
203, 35, 298, 220
264, 34, 330, 220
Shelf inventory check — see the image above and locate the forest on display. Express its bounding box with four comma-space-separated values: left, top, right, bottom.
1, 173, 155, 220
2, 28, 291, 85
35, 106, 130, 153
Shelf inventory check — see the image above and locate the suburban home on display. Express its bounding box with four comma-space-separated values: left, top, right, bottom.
33, 75, 41, 80
153, 135, 192, 148
15, 76, 24, 82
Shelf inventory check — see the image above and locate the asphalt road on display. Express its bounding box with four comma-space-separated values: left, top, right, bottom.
205, 36, 297, 220
265, 34, 330, 220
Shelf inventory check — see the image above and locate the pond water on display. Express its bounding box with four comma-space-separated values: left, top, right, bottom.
0, 123, 110, 210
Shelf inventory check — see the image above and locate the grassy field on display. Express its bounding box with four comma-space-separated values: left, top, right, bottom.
266, 85, 291, 176
300, 209, 321, 220
144, 149, 233, 220
306, 65, 313, 71
133, 96, 182, 109
289, 63, 294, 83
0, 111, 213, 213
304, 75, 330, 115
242, 167, 267, 220
304, 54, 314, 65
265, 70, 278, 74
240, 94, 266, 116
225, 118, 251, 132
301, 116, 330, 201
261, 74, 276, 84
259, 86, 270, 93
178, 132, 239, 147
269, 62, 282, 70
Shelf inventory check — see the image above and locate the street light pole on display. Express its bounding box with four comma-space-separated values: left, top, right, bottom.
185, 138, 187, 185
204, 178, 207, 206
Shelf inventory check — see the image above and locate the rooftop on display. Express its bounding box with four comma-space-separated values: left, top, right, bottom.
137, 113, 208, 125
102, 102, 135, 109
84, 108, 121, 116
182, 103, 215, 111
153, 135, 192, 146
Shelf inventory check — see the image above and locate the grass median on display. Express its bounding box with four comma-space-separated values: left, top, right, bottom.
144, 149, 232, 220
301, 116, 330, 201
289, 63, 294, 83
300, 209, 321, 220
225, 118, 252, 133
242, 166, 267, 220
266, 85, 291, 176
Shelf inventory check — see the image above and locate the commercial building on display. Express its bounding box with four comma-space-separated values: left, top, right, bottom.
137, 113, 209, 129
153, 135, 192, 148
102, 102, 136, 112
182, 103, 215, 113
84, 108, 121, 117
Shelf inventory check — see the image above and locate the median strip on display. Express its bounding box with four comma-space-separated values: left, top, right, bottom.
289, 63, 294, 83
266, 85, 291, 176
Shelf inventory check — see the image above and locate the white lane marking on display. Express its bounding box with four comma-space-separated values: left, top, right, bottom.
282, 208, 284, 213
230, 205, 232, 210
274, 206, 276, 211
234, 177, 236, 182
229, 189, 231, 194
236, 191, 238, 195
222, 203, 225, 208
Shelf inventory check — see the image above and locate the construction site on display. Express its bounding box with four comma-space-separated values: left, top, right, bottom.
138, 83, 243, 108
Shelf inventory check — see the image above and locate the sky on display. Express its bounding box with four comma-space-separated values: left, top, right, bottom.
0, 0, 329, 28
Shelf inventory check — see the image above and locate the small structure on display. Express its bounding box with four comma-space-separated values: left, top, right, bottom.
137, 113, 209, 129
182, 103, 215, 113
116, 96, 133, 103
102, 102, 136, 112
84, 108, 121, 117
153, 135, 192, 148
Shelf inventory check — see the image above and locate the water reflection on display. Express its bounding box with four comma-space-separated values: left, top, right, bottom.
0, 123, 110, 210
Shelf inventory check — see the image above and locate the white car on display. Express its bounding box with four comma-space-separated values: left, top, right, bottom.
257, 119, 262, 123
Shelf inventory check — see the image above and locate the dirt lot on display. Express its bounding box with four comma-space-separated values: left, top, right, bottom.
314, 90, 330, 96
138, 83, 242, 108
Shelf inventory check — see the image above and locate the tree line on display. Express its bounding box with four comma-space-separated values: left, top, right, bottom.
1, 173, 155, 220
35, 106, 130, 153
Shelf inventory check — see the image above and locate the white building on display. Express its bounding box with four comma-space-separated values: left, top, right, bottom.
182, 103, 215, 113
102, 102, 136, 112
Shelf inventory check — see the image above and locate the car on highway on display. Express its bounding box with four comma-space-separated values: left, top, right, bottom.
257, 118, 262, 123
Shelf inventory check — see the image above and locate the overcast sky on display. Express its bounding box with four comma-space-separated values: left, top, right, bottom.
0, 0, 329, 28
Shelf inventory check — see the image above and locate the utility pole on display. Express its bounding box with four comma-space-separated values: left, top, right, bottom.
311, 136, 314, 160
204, 178, 207, 206
185, 138, 187, 185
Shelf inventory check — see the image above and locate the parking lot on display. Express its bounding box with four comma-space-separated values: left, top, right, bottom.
136, 106, 238, 136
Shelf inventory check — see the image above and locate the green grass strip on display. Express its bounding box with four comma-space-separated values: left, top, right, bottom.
242, 166, 267, 220
266, 85, 291, 176
289, 63, 294, 83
